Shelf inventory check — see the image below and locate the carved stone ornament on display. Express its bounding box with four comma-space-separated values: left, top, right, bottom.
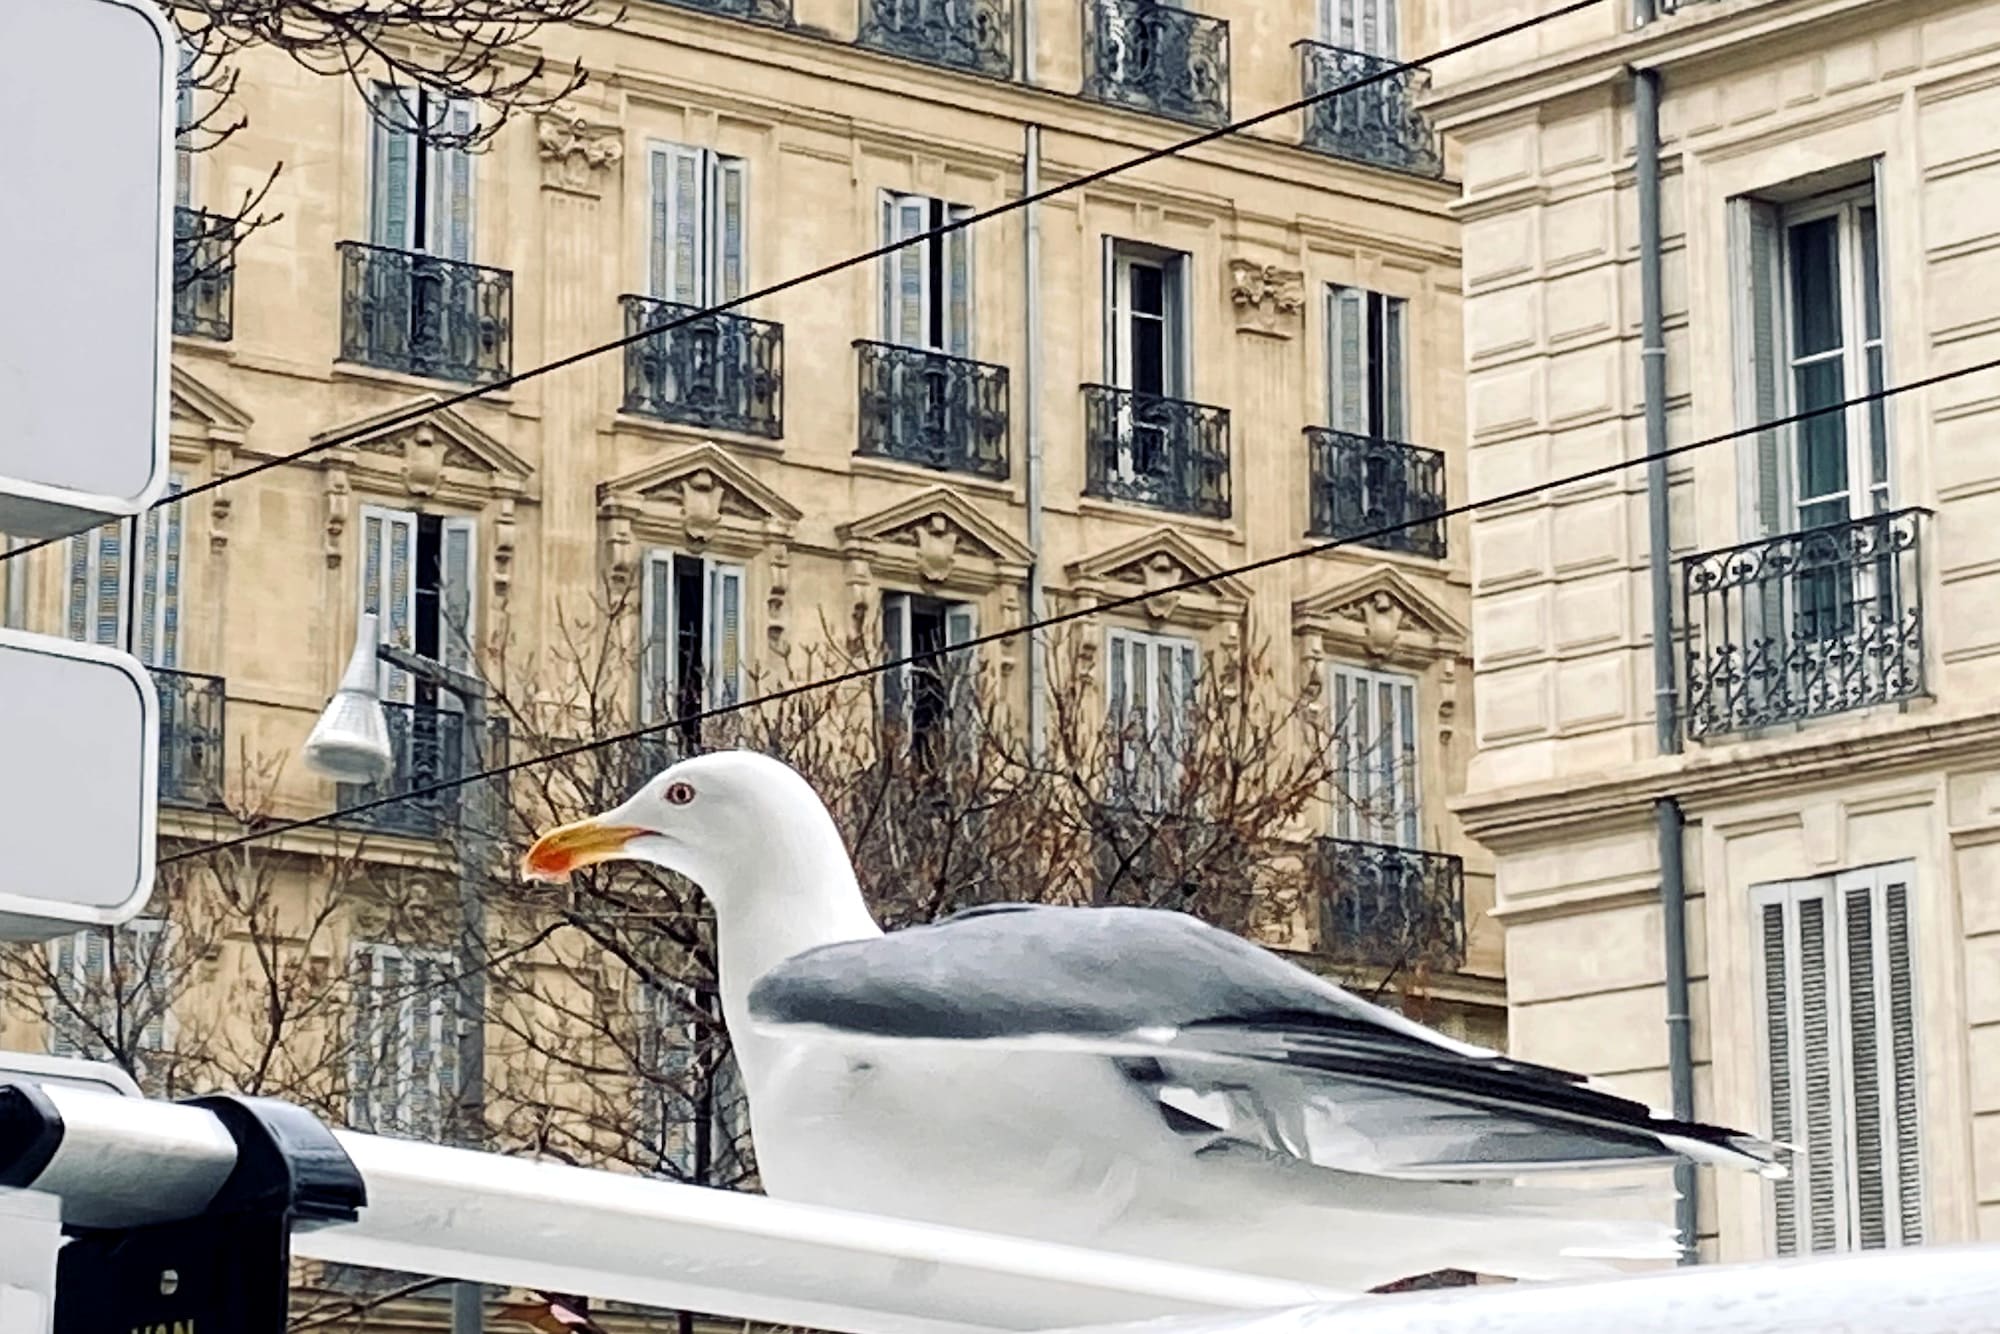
1229, 259, 1306, 338
537, 103, 624, 195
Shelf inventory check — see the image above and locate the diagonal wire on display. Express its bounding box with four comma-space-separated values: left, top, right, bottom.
161, 353, 1999, 864
0, 0, 1601, 568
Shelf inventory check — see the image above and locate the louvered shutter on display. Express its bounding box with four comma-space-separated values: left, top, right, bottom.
1738, 196, 1786, 536
439, 515, 478, 694
1760, 899, 1799, 1255
651, 144, 708, 303
66, 521, 122, 647
370, 86, 418, 249
47, 934, 80, 1058
883, 193, 931, 348
1883, 876, 1922, 1243
1326, 0, 1398, 53
944, 601, 979, 751
706, 562, 745, 709
1382, 295, 1409, 443
1161, 255, 1189, 398
639, 551, 676, 725
1329, 285, 1368, 433
359, 505, 418, 704
883, 592, 912, 730
945, 203, 974, 357
137, 479, 185, 670
714, 155, 748, 302
437, 98, 477, 261
1328, 665, 1420, 845
1843, 879, 1887, 1248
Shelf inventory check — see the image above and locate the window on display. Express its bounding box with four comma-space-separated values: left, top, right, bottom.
882, 591, 977, 752
349, 942, 459, 1142
881, 191, 974, 356
1322, 0, 1398, 54
175, 42, 196, 207
1, 538, 25, 631
1105, 239, 1190, 399
357, 505, 477, 706
370, 85, 475, 259
65, 478, 186, 668
1106, 627, 1199, 809
46, 920, 172, 1069
1327, 664, 1420, 847
1327, 285, 1408, 441
636, 979, 750, 1183
650, 143, 747, 305
1753, 863, 1923, 1254
640, 550, 746, 742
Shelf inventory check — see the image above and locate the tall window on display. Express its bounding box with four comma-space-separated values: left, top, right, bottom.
1753, 863, 1923, 1255
349, 942, 458, 1142
636, 979, 750, 1183
65, 478, 186, 668
640, 551, 746, 741
1105, 627, 1199, 809
45, 920, 173, 1072
370, 85, 475, 260
882, 591, 977, 752
1327, 285, 1409, 441
650, 143, 747, 305
1105, 239, 1190, 399
175, 42, 196, 207
881, 191, 974, 355
1327, 664, 1419, 847
1322, 0, 1398, 54
357, 505, 477, 706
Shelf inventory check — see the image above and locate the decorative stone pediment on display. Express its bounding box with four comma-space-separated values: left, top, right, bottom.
1229, 259, 1306, 339
168, 364, 253, 446
536, 101, 624, 196
314, 399, 531, 503
838, 487, 1032, 590
1293, 565, 1467, 665
1064, 528, 1251, 629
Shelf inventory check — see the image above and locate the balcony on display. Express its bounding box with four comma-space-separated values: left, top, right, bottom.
1296, 42, 1442, 178
172, 207, 235, 341
154, 669, 226, 809
855, 341, 1009, 480
647, 0, 791, 22
336, 701, 507, 841
1312, 837, 1466, 972
1306, 428, 1447, 558
621, 295, 784, 440
1082, 0, 1230, 128
1682, 508, 1929, 741
337, 242, 512, 385
1082, 385, 1230, 518
858, 0, 1013, 78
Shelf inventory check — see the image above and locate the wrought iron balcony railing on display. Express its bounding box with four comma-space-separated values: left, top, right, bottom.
337, 242, 512, 385
1296, 42, 1442, 178
1312, 837, 1466, 972
621, 295, 784, 439
1082, 384, 1230, 518
1082, 0, 1230, 128
336, 701, 507, 840
1682, 508, 1929, 741
172, 207, 235, 341
647, 0, 791, 23
154, 668, 226, 810
855, 341, 1009, 480
1306, 428, 1447, 558
858, 0, 1013, 77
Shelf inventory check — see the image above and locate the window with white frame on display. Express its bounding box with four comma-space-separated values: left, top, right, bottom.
1327, 285, 1409, 442
1321, 0, 1398, 54
1753, 862, 1923, 1255
881, 191, 974, 356
1105, 239, 1190, 400
349, 941, 459, 1142
1327, 663, 1420, 847
175, 42, 196, 207
640, 550, 746, 743
45, 920, 173, 1070
1105, 627, 1199, 809
370, 85, 476, 259
650, 143, 747, 306
635, 978, 750, 1183
356, 504, 478, 707
65, 477, 187, 668
882, 591, 978, 752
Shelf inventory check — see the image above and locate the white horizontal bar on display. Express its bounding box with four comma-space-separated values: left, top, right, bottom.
1046, 1243, 2000, 1334
295, 1131, 1345, 1334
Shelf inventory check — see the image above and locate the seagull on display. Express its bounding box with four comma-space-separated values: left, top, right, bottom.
522, 750, 1781, 1294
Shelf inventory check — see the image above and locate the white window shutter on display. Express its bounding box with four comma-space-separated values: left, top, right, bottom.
66, 521, 125, 648
137, 478, 186, 670
1759, 897, 1800, 1256
714, 155, 748, 303
1163, 254, 1189, 398
883, 592, 912, 730
883, 193, 931, 348
654, 144, 707, 304
1796, 891, 1841, 1251
1329, 285, 1368, 434
439, 515, 478, 690
1383, 295, 1409, 443
944, 601, 979, 746
1882, 875, 1922, 1244
1841, 876, 1888, 1248
1327, 665, 1421, 845
1736, 196, 1787, 536
359, 505, 418, 704
706, 562, 745, 710
369, 85, 417, 250
432, 97, 477, 261
639, 551, 677, 725
648, 147, 675, 301
945, 203, 974, 357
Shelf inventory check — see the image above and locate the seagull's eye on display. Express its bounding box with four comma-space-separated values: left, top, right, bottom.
663, 781, 697, 807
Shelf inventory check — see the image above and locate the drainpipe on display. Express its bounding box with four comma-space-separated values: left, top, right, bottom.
1023, 122, 1047, 761
1632, 7, 1698, 1262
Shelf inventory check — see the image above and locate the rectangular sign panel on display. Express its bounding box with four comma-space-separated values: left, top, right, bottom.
0, 631, 159, 940
0, 0, 175, 540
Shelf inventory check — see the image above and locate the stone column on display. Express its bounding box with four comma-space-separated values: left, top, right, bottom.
1226, 258, 1308, 703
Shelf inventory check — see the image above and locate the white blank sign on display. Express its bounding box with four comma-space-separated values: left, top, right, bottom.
0, 631, 159, 940
0, 0, 174, 540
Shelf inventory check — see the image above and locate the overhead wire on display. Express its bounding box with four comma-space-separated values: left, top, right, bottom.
0, 0, 1601, 568
160, 354, 1997, 865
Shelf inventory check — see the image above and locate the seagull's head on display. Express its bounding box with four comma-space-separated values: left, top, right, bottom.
519, 749, 841, 905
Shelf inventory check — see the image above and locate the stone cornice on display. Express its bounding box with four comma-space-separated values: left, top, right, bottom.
1451, 705, 2000, 848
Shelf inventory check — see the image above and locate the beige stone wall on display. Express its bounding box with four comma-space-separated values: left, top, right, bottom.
1434, 0, 2000, 1258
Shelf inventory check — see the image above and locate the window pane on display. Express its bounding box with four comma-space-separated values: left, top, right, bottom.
1867, 345, 1889, 506
1859, 206, 1881, 342
1131, 263, 1163, 316
1793, 358, 1850, 509
1133, 318, 1165, 395
1789, 217, 1844, 357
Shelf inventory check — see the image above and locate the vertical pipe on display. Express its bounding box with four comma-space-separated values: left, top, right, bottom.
455, 689, 491, 1334
1024, 123, 1046, 761
1634, 52, 1697, 1264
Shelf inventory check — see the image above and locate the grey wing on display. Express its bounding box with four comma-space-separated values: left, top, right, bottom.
748, 904, 1782, 1181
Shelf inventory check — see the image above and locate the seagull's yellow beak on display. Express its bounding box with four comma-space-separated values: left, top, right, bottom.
520, 815, 650, 883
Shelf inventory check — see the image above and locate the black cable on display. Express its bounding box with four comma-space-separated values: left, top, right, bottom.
0, 0, 1602, 568
161, 353, 1994, 865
